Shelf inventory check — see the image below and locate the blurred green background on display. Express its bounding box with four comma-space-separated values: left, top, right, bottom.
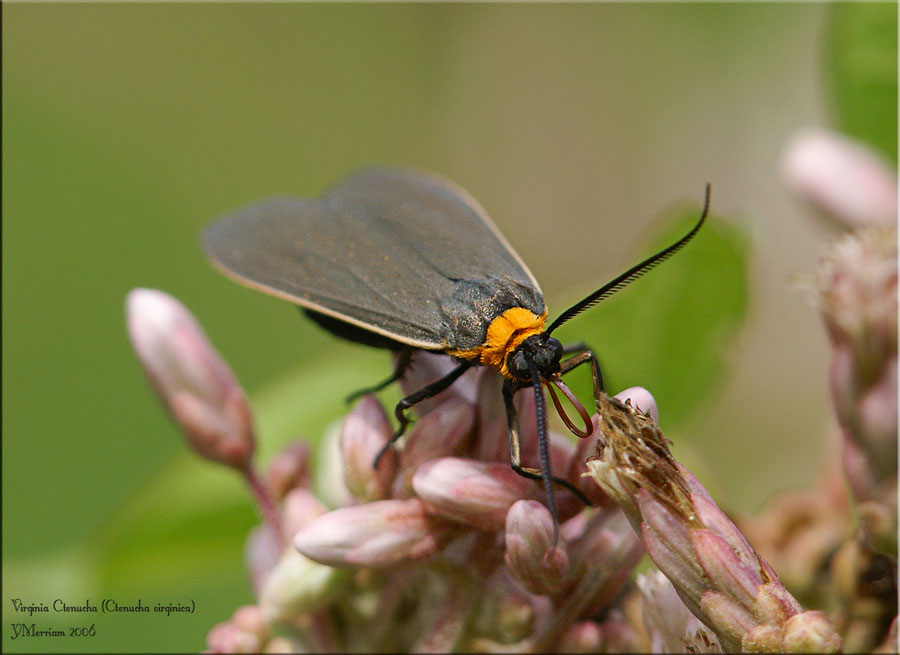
3, 4, 896, 652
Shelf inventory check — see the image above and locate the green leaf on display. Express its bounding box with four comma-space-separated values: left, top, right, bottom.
826, 3, 899, 163
553, 206, 750, 428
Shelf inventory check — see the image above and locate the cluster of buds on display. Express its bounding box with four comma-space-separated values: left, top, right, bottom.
777, 126, 899, 653
817, 224, 898, 554
586, 393, 844, 653
250, 351, 658, 653
127, 287, 848, 652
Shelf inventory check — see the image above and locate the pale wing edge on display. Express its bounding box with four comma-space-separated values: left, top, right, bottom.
203, 247, 448, 351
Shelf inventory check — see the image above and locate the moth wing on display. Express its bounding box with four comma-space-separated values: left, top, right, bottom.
203, 167, 544, 349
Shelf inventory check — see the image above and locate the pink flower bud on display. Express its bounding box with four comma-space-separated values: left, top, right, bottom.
316, 422, 354, 508
781, 127, 898, 228
280, 488, 328, 542
585, 392, 841, 651
400, 398, 475, 474
266, 442, 312, 500
207, 621, 263, 653
126, 288, 254, 470
206, 605, 269, 653
246, 525, 281, 596
294, 498, 451, 567
258, 549, 350, 623
504, 500, 569, 594
341, 395, 398, 501
615, 387, 659, 424
231, 605, 268, 637
412, 457, 533, 530
565, 511, 645, 617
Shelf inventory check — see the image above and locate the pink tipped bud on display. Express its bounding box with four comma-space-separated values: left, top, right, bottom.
280, 488, 328, 542
258, 550, 350, 623
207, 621, 263, 653
266, 442, 312, 500
341, 395, 398, 501
231, 605, 268, 638
206, 605, 269, 653
294, 498, 451, 567
400, 398, 475, 473
246, 525, 281, 595
504, 500, 569, 594
412, 457, 533, 530
126, 288, 254, 470
565, 512, 645, 617
781, 127, 898, 228
614, 387, 659, 424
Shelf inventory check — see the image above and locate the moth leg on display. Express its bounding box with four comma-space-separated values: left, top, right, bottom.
559, 342, 604, 398
346, 348, 413, 403
373, 360, 473, 468
502, 380, 592, 506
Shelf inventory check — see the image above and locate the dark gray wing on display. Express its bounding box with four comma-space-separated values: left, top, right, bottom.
203, 167, 545, 350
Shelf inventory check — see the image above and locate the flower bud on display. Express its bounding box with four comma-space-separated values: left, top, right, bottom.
818, 227, 898, 472
294, 498, 451, 567
315, 421, 354, 508
781, 127, 898, 227
247, 525, 282, 595
231, 605, 268, 637
280, 487, 328, 542
412, 457, 533, 530
615, 387, 659, 424
401, 398, 475, 474
782, 610, 844, 653
341, 395, 398, 501
258, 549, 349, 623
126, 288, 254, 470
504, 500, 569, 594
206, 605, 269, 653
586, 392, 842, 652
266, 442, 312, 500
207, 621, 262, 653
638, 569, 722, 653
565, 510, 645, 617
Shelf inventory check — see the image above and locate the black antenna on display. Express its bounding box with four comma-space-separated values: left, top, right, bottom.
547, 184, 711, 335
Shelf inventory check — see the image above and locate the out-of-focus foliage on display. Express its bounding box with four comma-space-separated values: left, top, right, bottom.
826, 3, 899, 163
553, 209, 749, 428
